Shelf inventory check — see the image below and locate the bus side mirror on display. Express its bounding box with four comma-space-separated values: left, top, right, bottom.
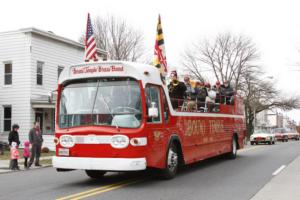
148, 102, 158, 118
48, 90, 57, 103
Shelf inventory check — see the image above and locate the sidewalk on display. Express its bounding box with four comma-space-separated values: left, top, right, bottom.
0, 156, 52, 174
251, 154, 300, 200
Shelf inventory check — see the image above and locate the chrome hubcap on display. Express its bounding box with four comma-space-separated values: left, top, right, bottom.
167, 149, 178, 171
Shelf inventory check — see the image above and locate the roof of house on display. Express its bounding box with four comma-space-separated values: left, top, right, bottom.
0, 27, 107, 56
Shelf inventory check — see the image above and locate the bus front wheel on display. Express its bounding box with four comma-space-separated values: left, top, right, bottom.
85, 170, 106, 179
159, 143, 179, 179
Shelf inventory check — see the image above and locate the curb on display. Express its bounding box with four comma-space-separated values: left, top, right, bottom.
0, 164, 52, 174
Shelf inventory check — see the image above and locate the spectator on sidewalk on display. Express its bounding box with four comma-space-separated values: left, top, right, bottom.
8, 124, 20, 169
28, 122, 43, 168
23, 141, 30, 169
8, 124, 20, 147
10, 142, 20, 170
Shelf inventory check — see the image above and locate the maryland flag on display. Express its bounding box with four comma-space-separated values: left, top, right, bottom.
153, 15, 167, 77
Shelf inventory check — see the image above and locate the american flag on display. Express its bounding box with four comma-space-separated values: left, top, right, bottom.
153, 15, 167, 77
85, 13, 98, 61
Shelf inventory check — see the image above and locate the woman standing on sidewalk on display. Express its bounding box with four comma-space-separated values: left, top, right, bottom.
8, 124, 20, 170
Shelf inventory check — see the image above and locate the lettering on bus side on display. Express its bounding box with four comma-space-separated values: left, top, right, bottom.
209, 120, 224, 134
183, 119, 224, 136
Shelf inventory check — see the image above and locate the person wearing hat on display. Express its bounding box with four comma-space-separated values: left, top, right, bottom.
8, 124, 20, 170
10, 142, 20, 170
168, 70, 187, 110
213, 81, 222, 104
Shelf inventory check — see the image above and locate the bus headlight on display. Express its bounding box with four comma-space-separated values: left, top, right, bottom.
111, 135, 129, 149
59, 135, 75, 148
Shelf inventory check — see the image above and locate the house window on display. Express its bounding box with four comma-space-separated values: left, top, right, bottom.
3, 106, 11, 132
4, 63, 12, 85
37, 61, 44, 85
58, 66, 64, 79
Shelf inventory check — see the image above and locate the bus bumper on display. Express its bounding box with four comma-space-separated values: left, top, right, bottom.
52, 156, 146, 171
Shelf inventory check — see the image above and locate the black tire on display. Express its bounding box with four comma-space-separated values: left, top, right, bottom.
272, 140, 275, 145
159, 143, 179, 180
268, 141, 272, 145
225, 136, 237, 159
85, 170, 106, 179
250, 141, 254, 145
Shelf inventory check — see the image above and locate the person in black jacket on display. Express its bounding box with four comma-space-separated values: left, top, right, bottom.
8, 124, 20, 146
8, 124, 20, 170
168, 71, 187, 110
221, 80, 234, 104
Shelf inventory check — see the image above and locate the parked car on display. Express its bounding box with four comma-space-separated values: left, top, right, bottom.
287, 129, 300, 141
250, 129, 276, 145
273, 128, 289, 142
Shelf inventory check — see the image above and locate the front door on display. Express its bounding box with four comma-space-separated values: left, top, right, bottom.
145, 85, 169, 168
35, 112, 44, 134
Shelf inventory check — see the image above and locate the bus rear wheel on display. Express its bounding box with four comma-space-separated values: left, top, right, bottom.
85, 170, 106, 179
159, 143, 179, 180
226, 136, 237, 159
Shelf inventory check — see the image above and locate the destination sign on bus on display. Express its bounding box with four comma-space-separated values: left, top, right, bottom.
71, 65, 124, 76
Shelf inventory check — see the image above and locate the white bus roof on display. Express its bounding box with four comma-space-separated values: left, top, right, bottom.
59, 61, 163, 87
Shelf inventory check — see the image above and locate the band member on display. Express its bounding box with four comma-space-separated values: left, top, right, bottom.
168, 71, 187, 110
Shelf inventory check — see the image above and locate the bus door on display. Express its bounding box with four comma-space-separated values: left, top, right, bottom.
145, 84, 169, 168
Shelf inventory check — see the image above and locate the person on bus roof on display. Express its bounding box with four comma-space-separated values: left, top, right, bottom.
195, 82, 207, 111
183, 75, 196, 100
183, 75, 196, 111
168, 70, 187, 110
221, 80, 234, 105
213, 81, 222, 104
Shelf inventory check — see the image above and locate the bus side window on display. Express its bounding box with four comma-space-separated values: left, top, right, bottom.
145, 85, 161, 123
162, 90, 169, 122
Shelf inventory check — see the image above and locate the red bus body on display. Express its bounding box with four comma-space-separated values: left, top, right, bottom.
52, 61, 246, 173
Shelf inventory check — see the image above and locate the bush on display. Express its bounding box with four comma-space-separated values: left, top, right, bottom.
0, 142, 9, 151
41, 147, 50, 153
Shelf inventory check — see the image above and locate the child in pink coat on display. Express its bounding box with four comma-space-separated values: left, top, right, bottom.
10, 142, 20, 170
23, 141, 30, 169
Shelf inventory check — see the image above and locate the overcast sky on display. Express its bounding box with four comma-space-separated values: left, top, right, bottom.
1, 0, 300, 122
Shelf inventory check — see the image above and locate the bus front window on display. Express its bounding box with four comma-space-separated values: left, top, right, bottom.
59, 78, 142, 128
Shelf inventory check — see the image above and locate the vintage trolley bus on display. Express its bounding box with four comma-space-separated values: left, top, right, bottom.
52, 61, 246, 179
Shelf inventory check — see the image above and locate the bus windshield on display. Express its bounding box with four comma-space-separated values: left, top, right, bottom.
59, 77, 142, 128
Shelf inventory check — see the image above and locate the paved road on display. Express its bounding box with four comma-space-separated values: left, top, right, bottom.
0, 141, 300, 200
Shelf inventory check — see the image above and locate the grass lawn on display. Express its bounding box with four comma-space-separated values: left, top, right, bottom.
0, 150, 55, 160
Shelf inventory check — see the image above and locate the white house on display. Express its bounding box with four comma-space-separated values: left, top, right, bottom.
255, 109, 283, 129
0, 27, 107, 150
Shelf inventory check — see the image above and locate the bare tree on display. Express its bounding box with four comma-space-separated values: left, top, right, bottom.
183, 32, 300, 137
182, 33, 259, 90
80, 15, 145, 62
240, 69, 300, 136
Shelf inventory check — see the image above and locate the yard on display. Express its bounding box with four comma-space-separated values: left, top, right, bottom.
0, 149, 55, 160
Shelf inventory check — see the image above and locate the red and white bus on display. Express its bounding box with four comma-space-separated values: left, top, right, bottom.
52, 61, 246, 179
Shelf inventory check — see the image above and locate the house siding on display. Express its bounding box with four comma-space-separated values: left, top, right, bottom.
0, 32, 32, 145
0, 28, 104, 151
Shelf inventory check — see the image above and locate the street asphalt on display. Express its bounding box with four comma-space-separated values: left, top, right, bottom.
0, 141, 300, 200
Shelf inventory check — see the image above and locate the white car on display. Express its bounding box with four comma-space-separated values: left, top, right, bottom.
250, 130, 276, 145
